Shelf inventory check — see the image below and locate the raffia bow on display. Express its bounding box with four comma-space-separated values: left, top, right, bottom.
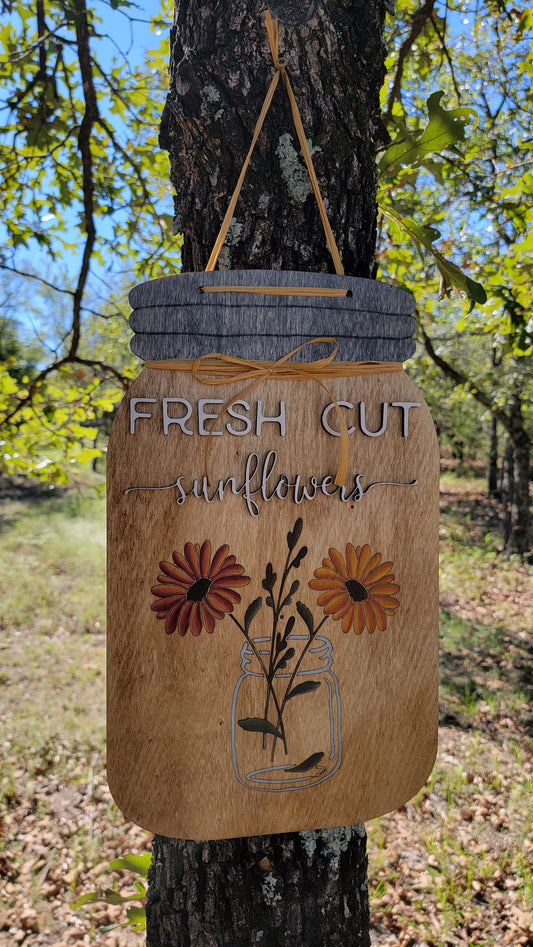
147, 339, 404, 487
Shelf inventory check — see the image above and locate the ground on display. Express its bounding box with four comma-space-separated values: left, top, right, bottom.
0, 475, 532, 946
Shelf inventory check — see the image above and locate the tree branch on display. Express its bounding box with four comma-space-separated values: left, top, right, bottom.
384, 0, 436, 125
2, 354, 129, 425
36, 0, 47, 81
92, 60, 141, 122
71, 355, 129, 386
95, 114, 154, 209
419, 321, 511, 434
70, 0, 99, 360
0, 262, 72, 298
8, 24, 75, 64
2, 358, 66, 424
430, 14, 461, 102
0, 263, 123, 320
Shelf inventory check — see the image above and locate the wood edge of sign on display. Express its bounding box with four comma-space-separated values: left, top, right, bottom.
106, 729, 439, 841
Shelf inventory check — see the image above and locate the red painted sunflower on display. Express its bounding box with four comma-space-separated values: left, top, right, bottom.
309, 543, 400, 634
151, 541, 250, 636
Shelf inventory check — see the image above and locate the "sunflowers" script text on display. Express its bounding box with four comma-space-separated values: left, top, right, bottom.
125, 450, 417, 517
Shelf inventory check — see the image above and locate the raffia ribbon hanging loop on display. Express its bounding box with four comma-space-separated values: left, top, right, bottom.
205, 11, 344, 278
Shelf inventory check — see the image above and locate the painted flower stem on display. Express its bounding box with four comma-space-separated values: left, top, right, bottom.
229, 614, 288, 754
270, 614, 328, 761
262, 543, 295, 747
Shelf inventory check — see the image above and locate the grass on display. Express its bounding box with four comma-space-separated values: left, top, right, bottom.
367, 475, 533, 946
0, 473, 532, 946
0, 486, 107, 759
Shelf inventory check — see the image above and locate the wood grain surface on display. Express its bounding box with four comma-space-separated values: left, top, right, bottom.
107, 366, 439, 840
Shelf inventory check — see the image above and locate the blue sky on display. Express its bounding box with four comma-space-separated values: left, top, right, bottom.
0, 0, 176, 341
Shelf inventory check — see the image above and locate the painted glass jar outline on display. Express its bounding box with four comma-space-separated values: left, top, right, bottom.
232, 633, 342, 791
150, 519, 401, 792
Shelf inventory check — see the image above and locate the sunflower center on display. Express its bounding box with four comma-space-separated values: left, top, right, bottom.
187, 577, 212, 602
345, 579, 369, 603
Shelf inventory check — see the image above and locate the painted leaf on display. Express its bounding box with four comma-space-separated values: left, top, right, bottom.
286, 680, 321, 700
287, 517, 303, 550
291, 546, 308, 569
276, 646, 296, 670
262, 562, 276, 592
244, 597, 262, 632
284, 752, 325, 773
296, 601, 314, 635
281, 579, 300, 608
238, 717, 283, 739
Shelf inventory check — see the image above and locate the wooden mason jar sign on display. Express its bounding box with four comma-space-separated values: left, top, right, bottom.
107, 270, 440, 841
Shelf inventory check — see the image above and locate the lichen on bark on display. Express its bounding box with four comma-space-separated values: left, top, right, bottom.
146, 827, 370, 946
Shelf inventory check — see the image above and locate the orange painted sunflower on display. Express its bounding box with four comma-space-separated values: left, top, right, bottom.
309, 543, 400, 634
151, 541, 250, 636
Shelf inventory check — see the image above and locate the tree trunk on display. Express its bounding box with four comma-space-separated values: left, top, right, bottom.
501, 438, 514, 546
149, 2, 389, 943
502, 394, 531, 558
159, 0, 388, 275
488, 414, 499, 499
146, 828, 369, 946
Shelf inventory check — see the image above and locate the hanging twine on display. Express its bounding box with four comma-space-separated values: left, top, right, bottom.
205, 10, 344, 279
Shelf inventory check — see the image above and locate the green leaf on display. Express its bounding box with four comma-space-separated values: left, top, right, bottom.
108, 853, 152, 878
286, 680, 321, 701
380, 91, 477, 173
98, 888, 132, 906
381, 205, 487, 308
73, 887, 140, 908
72, 446, 101, 465
238, 717, 283, 738
125, 905, 147, 930
72, 892, 99, 907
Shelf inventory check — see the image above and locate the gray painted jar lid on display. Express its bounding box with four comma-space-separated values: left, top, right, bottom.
129, 271, 416, 363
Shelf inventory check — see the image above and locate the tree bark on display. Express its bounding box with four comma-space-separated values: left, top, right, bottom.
159, 0, 388, 275
146, 827, 369, 946
488, 414, 499, 499
150, 2, 389, 943
502, 394, 531, 558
